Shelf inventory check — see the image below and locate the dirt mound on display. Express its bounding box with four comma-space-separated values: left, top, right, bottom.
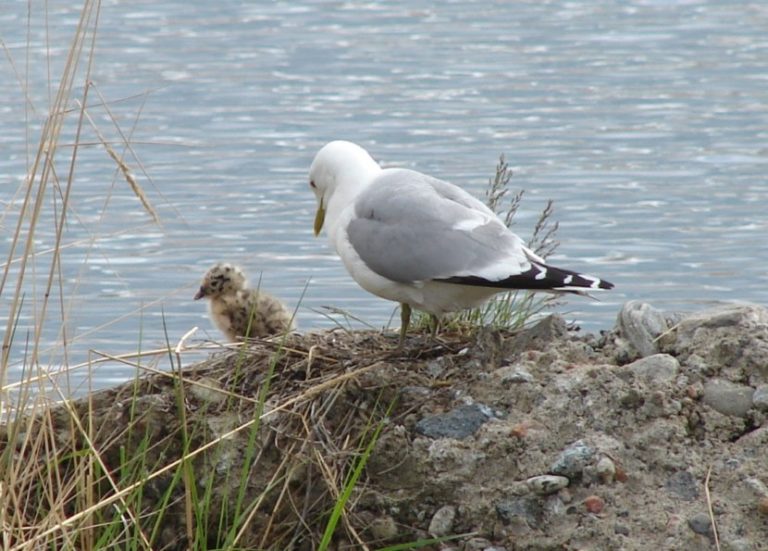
4, 303, 768, 550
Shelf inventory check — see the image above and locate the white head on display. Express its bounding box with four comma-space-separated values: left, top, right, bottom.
194, 262, 247, 300
309, 141, 381, 236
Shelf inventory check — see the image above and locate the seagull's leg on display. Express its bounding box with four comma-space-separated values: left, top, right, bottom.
430, 314, 440, 339
399, 303, 411, 347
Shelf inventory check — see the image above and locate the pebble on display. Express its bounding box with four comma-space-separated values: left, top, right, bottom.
702, 379, 754, 418
463, 536, 494, 550
595, 456, 616, 484
189, 376, 226, 404
497, 365, 535, 384
665, 470, 700, 501
369, 515, 398, 541
584, 495, 605, 514
626, 354, 680, 384
759, 497, 768, 515
550, 440, 595, 478
687, 512, 714, 537
495, 497, 543, 527
744, 477, 768, 498
428, 505, 456, 536
614, 523, 630, 536
752, 385, 768, 411
525, 475, 569, 495
617, 301, 669, 357
415, 403, 495, 440
723, 539, 754, 551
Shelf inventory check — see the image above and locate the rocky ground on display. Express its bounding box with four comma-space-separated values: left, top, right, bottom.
6, 301, 768, 550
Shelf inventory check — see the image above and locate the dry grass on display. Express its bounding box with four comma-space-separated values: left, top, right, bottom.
2, 330, 462, 550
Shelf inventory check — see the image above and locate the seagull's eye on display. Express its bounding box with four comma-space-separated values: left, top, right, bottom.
310, 180, 316, 189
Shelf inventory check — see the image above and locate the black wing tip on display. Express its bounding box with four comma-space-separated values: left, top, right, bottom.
437, 265, 614, 292
598, 279, 615, 290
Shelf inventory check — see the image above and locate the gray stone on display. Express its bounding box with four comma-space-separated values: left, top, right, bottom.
369, 515, 398, 541
463, 537, 495, 551
752, 385, 768, 411
627, 353, 680, 384
525, 474, 569, 495
703, 379, 754, 418
617, 301, 670, 357
744, 477, 768, 498
428, 505, 456, 536
189, 376, 227, 404
495, 496, 544, 527
550, 440, 596, 478
665, 304, 768, 380
665, 470, 699, 501
687, 512, 714, 537
508, 314, 567, 355
595, 456, 616, 483
498, 366, 535, 384
415, 403, 495, 439
614, 523, 630, 536
723, 539, 755, 551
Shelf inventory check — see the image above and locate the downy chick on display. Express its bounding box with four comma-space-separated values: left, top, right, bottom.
194, 262, 294, 341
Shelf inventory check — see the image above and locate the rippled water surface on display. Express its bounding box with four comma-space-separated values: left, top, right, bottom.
2, 0, 767, 391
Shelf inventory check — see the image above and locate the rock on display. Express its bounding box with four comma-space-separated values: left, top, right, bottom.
525, 475, 569, 495
595, 456, 616, 484
665, 470, 700, 501
428, 505, 456, 536
687, 512, 714, 537
614, 523, 630, 536
626, 354, 680, 384
496, 365, 535, 384
508, 314, 567, 355
463, 537, 495, 551
495, 497, 544, 528
189, 376, 227, 404
703, 379, 754, 418
744, 477, 768, 498
550, 440, 595, 478
584, 495, 605, 514
723, 539, 754, 551
415, 403, 495, 439
752, 385, 768, 411
617, 301, 670, 357
662, 304, 768, 382
759, 497, 768, 515
369, 515, 398, 541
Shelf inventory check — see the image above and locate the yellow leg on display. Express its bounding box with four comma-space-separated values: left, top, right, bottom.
430, 314, 440, 338
399, 303, 411, 347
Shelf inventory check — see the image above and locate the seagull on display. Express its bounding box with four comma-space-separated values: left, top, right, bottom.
308, 140, 613, 344
194, 262, 294, 341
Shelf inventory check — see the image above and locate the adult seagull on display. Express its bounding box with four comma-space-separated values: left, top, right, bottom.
309, 140, 613, 344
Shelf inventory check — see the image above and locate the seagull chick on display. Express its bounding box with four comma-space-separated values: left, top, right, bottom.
194, 262, 294, 341
308, 140, 614, 344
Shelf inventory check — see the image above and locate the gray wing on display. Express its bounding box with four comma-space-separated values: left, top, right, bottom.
346, 169, 532, 284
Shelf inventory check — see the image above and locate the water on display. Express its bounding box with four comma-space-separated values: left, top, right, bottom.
1, 0, 767, 392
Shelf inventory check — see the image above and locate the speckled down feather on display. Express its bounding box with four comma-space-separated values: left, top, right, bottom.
194, 262, 294, 341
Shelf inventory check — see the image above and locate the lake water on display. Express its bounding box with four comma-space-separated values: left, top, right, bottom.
2, 0, 767, 394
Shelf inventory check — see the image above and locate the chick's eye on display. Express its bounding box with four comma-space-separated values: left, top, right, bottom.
310, 180, 316, 189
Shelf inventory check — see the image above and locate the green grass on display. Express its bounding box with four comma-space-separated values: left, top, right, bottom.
414, 154, 563, 334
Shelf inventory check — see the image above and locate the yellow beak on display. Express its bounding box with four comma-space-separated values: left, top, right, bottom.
313, 199, 325, 236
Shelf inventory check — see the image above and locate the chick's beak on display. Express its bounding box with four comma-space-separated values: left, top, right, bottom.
313, 198, 325, 237
194, 286, 205, 300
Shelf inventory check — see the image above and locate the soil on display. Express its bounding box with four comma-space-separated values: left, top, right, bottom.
4, 303, 768, 550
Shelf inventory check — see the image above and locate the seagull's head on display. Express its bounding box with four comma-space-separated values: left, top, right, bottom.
194, 262, 247, 300
309, 140, 380, 236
